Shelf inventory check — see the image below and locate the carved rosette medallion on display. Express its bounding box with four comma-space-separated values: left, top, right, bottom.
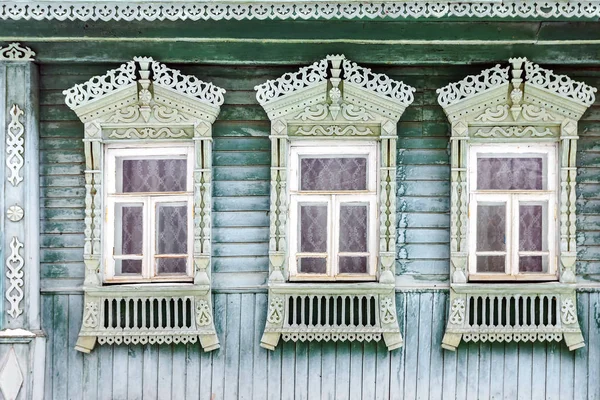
5, 237, 24, 319
6, 204, 23, 222
6, 105, 25, 187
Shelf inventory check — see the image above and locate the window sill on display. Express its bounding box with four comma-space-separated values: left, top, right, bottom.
451, 281, 575, 295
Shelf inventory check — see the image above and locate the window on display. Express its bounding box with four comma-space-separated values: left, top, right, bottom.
289, 143, 378, 280
64, 57, 224, 353
437, 58, 596, 351
468, 144, 557, 281
104, 146, 194, 282
255, 55, 415, 351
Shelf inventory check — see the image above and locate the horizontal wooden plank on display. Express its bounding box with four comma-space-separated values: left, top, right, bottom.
401, 244, 449, 260
213, 151, 270, 167
41, 263, 85, 279
213, 256, 269, 273
401, 196, 448, 213
213, 137, 270, 151
403, 228, 450, 244
213, 181, 270, 197
41, 220, 84, 234
213, 166, 269, 181
214, 197, 270, 212
213, 211, 269, 227
401, 165, 449, 181
213, 227, 269, 243
41, 233, 84, 248
213, 243, 269, 257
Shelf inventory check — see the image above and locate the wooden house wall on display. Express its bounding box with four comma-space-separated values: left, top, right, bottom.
39, 63, 600, 399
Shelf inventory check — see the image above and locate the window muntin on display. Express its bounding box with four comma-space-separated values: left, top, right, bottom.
468, 144, 557, 281
289, 143, 377, 281
104, 146, 194, 282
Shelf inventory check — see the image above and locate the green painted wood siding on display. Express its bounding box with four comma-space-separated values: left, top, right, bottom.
41, 291, 600, 399
38, 62, 600, 399
39, 63, 600, 286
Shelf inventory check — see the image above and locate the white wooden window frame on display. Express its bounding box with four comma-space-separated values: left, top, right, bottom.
104, 145, 195, 283
288, 142, 378, 281
468, 143, 557, 281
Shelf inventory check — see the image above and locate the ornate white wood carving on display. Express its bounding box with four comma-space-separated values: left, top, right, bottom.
524, 61, 597, 107
108, 127, 189, 139
256, 59, 328, 105
561, 298, 577, 325
0, 347, 24, 400
266, 296, 284, 324
294, 125, 374, 136
438, 58, 596, 352
1, 2, 599, 21
5, 237, 24, 319
437, 64, 509, 107
195, 300, 212, 326
0, 42, 35, 61
449, 299, 465, 325
257, 54, 413, 351
342, 59, 415, 104
380, 296, 397, 324
6, 104, 25, 187
65, 57, 223, 353
82, 302, 99, 328
63, 61, 137, 109
6, 204, 23, 222
473, 126, 553, 138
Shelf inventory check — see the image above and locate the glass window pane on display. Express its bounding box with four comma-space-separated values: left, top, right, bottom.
299, 258, 327, 274
115, 260, 142, 275
156, 258, 187, 275
115, 204, 143, 255
476, 256, 505, 273
519, 204, 546, 252
477, 157, 544, 190
300, 157, 367, 191
477, 204, 506, 252
157, 204, 188, 255
339, 256, 368, 274
300, 204, 328, 253
339, 204, 368, 253
121, 158, 187, 193
519, 256, 546, 273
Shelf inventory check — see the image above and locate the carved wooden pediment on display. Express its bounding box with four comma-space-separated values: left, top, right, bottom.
64, 56, 225, 126
255, 54, 415, 129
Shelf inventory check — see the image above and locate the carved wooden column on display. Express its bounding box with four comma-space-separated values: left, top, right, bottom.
0, 42, 45, 400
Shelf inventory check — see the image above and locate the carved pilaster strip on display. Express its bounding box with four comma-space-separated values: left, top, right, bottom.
567, 138, 578, 253
6, 104, 25, 187
5, 237, 24, 319
559, 138, 570, 254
